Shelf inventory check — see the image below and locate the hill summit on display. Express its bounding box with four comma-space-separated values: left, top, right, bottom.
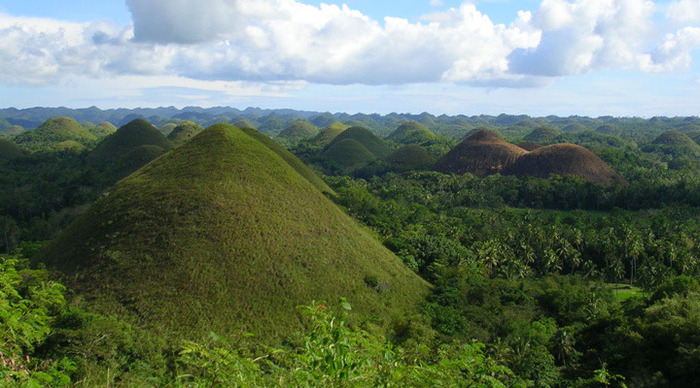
15, 117, 96, 148
386, 121, 436, 144
433, 129, 527, 177
36, 123, 427, 341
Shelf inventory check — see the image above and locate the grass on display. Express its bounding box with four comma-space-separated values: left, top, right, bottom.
88, 119, 173, 166
15, 117, 97, 148
322, 138, 377, 168
609, 283, 649, 301
326, 126, 392, 159
278, 120, 318, 141
0, 138, 25, 160
167, 121, 203, 146
314, 122, 349, 145
386, 121, 436, 144
36, 123, 427, 343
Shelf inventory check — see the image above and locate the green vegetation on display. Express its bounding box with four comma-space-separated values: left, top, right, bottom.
278, 120, 318, 143
327, 126, 392, 160
386, 121, 436, 144
4, 110, 700, 386
386, 144, 436, 172
15, 117, 97, 149
89, 121, 117, 138
88, 118, 172, 167
523, 126, 560, 144
321, 138, 377, 170
314, 121, 349, 145
36, 123, 427, 343
0, 139, 24, 161
167, 120, 203, 146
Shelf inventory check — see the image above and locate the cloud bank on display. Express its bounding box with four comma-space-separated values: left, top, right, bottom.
0, 0, 699, 88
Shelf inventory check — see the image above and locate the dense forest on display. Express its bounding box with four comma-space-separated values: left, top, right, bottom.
1, 108, 700, 387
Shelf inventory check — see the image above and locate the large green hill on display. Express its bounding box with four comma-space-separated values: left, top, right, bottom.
167, 121, 203, 146
314, 122, 349, 145
326, 126, 392, 160
88, 119, 173, 167
35, 123, 426, 342
386, 121, 436, 144
278, 120, 318, 142
15, 117, 97, 148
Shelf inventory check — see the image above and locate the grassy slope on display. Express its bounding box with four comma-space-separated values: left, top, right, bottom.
88, 119, 173, 166
315, 122, 349, 145
278, 120, 318, 141
0, 138, 25, 160
15, 117, 97, 146
322, 138, 377, 168
36, 123, 426, 341
167, 121, 203, 146
386, 121, 436, 144
326, 126, 392, 160
238, 126, 333, 194
386, 145, 436, 170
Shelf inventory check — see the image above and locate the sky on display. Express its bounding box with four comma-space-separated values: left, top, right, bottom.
1, 0, 699, 117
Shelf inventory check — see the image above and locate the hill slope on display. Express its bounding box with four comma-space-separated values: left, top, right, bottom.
434, 129, 527, 177
15, 117, 97, 147
386, 121, 436, 144
167, 121, 203, 146
36, 123, 426, 341
0, 138, 24, 161
314, 122, 349, 145
278, 120, 318, 142
326, 126, 392, 159
503, 144, 626, 185
386, 145, 436, 171
88, 119, 173, 167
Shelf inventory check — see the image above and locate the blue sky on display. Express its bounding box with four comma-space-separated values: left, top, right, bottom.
1, 0, 699, 117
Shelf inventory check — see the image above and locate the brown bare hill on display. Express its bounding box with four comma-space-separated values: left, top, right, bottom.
503, 143, 626, 185
433, 129, 527, 177
35, 123, 428, 342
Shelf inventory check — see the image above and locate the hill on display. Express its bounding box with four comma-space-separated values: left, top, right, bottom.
433, 129, 527, 177
503, 144, 626, 185
644, 130, 700, 157
523, 126, 560, 144
35, 123, 428, 342
386, 121, 436, 144
167, 121, 203, 146
326, 126, 392, 160
386, 145, 436, 171
278, 120, 318, 142
321, 138, 377, 169
0, 138, 24, 161
90, 121, 117, 139
314, 122, 349, 145
15, 117, 97, 148
237, 125, 333, 194
87, 119, 173, 167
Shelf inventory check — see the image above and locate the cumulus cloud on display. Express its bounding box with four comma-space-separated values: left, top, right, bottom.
508, 0, 657, 76
666, 0, 700, 25
1, 0, 700, 90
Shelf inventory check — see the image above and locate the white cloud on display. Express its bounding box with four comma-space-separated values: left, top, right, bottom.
666, 0, 700, 25
508, 0, 657, 76
1, 0, 700, 92
430, 0, 445, 7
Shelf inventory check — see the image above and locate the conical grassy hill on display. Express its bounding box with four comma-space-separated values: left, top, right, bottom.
36, 123, 427, 341
386, 121, 436, 144
523, 126, 560, 144
90, 121, 117, 139
88, 119, 173, 167
326, 126, 392, 159
644, 130, 700, 157
15, 117, 97, 148
434, 129, 527, 177
386, 145, 436, 171
503, 144, 626, 186
322, 138, 377, 169
314, 122, 349, 145
167, 121, 203, 146
278, 120, 318, 142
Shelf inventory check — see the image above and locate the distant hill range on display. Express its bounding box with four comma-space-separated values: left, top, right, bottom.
35, 123, 427, 342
